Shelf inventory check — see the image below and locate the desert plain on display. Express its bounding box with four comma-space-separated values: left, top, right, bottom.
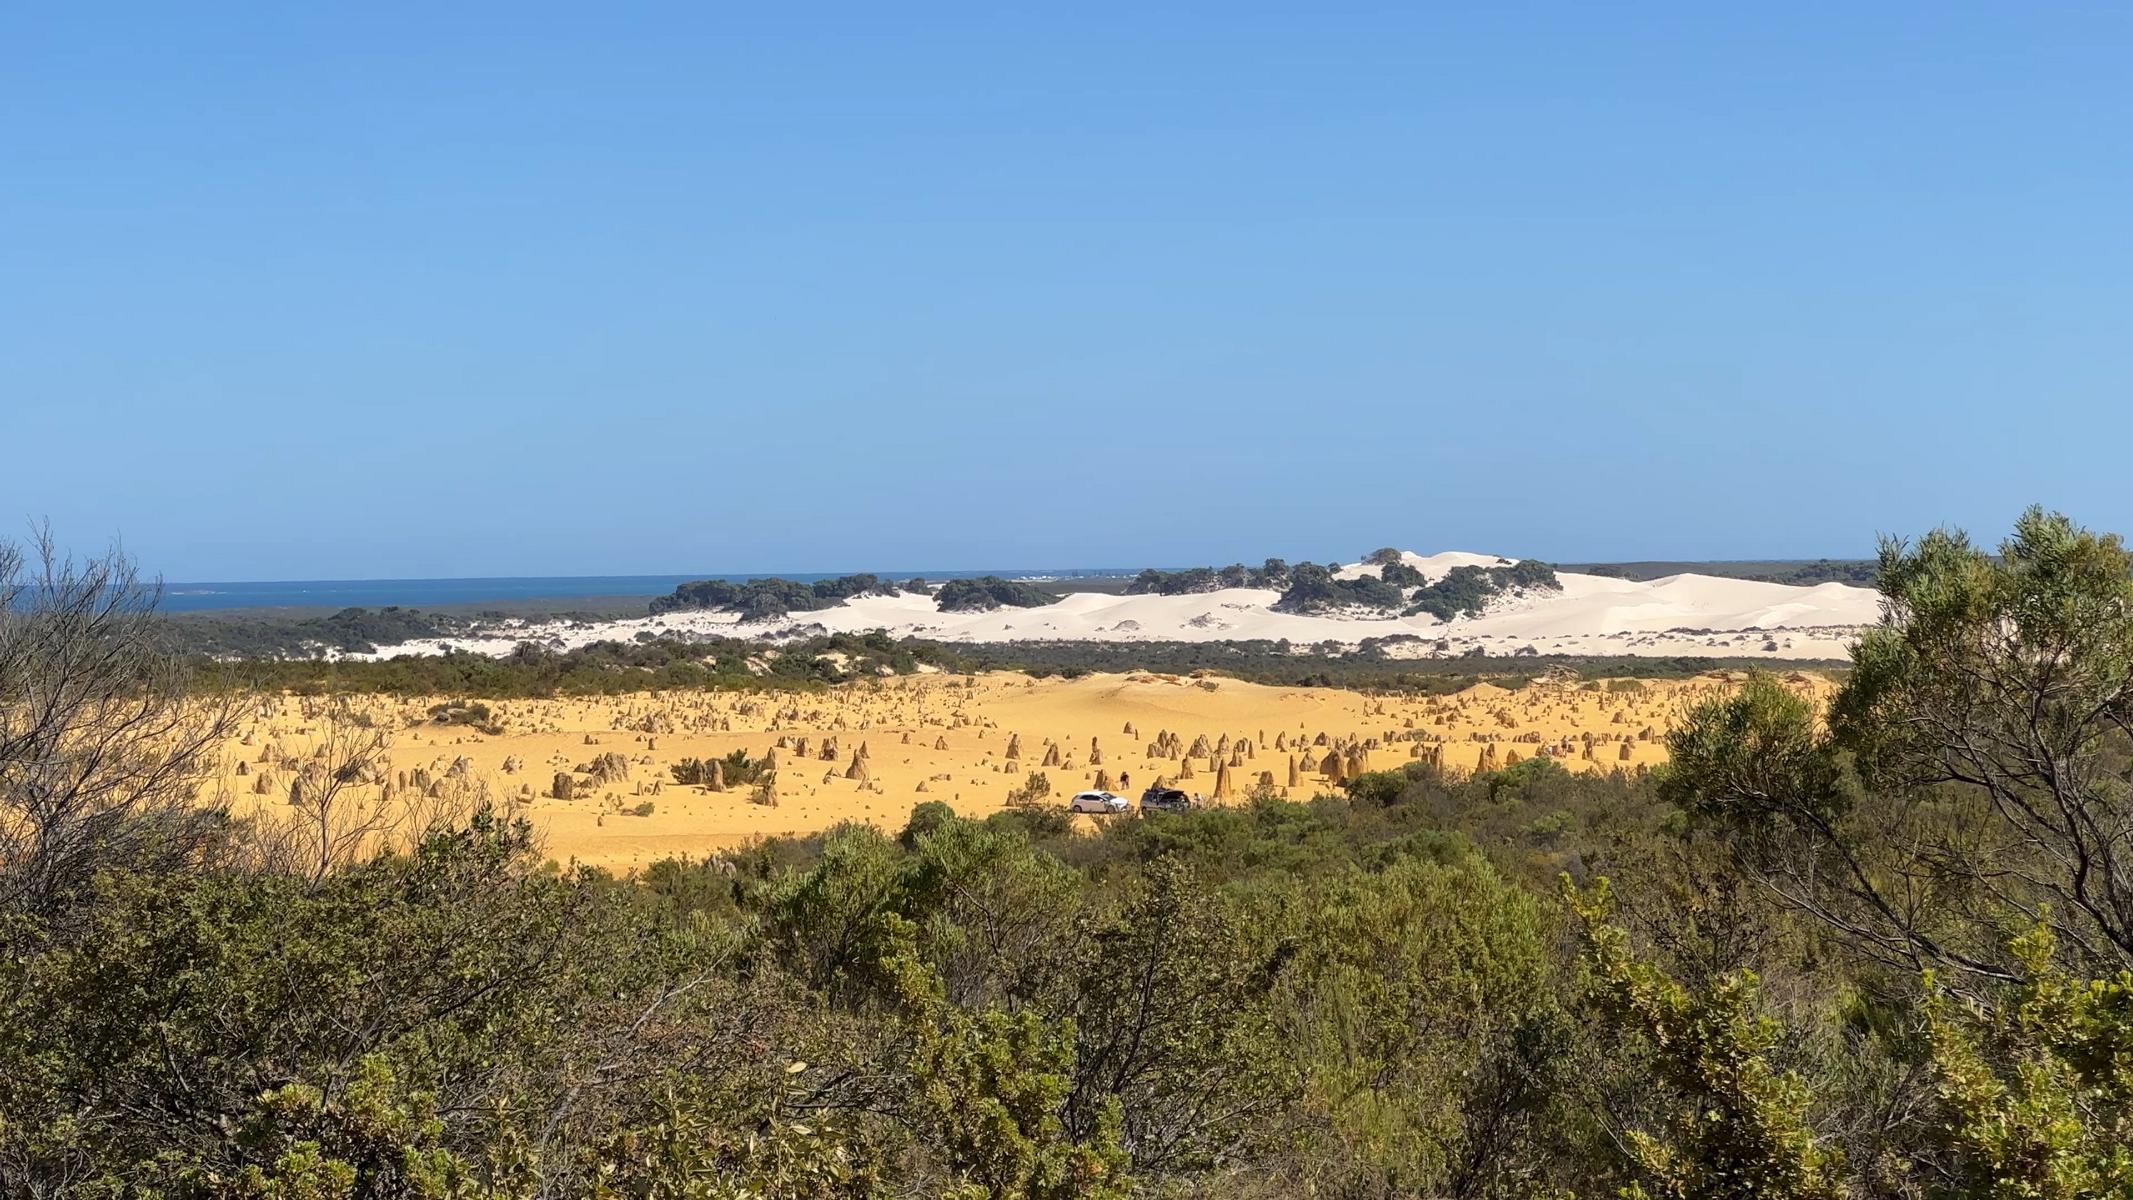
213, 669, 1837, 872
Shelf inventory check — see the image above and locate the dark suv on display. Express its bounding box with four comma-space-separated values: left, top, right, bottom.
1139, 786, 1192, 813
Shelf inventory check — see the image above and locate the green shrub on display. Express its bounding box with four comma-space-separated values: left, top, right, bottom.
1275, 563, 1406, 614
1406, 561, 1562, 621
1378, 560, 1426, 587
900, 800, 959, 847
1006, 771, 1053, 806
649, 574, 899, 620
934, 577, 1058, 612
1129, 561, 1292, 595
425, 698, 503, 735
1340, 769, 1411, 807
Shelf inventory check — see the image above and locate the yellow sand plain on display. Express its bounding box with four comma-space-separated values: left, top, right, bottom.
212, 670, 1834, 872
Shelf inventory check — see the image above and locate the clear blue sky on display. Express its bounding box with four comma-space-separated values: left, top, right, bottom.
7, 4, 2131, 580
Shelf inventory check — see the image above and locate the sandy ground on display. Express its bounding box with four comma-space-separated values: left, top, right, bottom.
212, 670, 1837, 873
350, 552, 1879, 662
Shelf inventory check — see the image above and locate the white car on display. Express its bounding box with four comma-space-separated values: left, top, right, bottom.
1068, 790, 1130, 814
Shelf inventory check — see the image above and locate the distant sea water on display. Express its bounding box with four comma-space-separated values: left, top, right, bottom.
156, 570, 1138, 614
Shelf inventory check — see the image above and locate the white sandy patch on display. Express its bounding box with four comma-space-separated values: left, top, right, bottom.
346, 553, 1881, 662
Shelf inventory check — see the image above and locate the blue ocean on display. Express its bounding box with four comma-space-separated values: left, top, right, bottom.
157, 570, 1134, 613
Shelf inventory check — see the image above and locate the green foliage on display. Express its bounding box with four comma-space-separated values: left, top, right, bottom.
198, 631, 976, 698
762, 815, 1082, 1010
1568, 878, 1845, 1200
884, 916, 1132, 1200
1925, 921, 2133, 1198
984, 804, 1076, 842
577, 1081, 889, 1200
1277, 850, 1564, 1196
1004, 771, 1052, 807
1406, 561, 1563, 621
177, 605, 459, 657
1127, 562, 1289, 595
1661, 671, 1845, 833
1668, 510, 2133, 982
181, 1056, 480, 1198
1063, 857, 1296, 1175
1479, 754, 1573, 801
1339, 768, 1410, 807
0, 811, 755, 1194
900, 800, 959, 847
195, 628, 1822, 701
1378, 559, 1427, 587
1274, 562, 1406, 614
649, 574, 899, 620
425, 697, 502, 735
1834, 506, 2133, 799
1561, 559, 1880, 586
932, 577, 1060, 612
1128, 566, 1217, 595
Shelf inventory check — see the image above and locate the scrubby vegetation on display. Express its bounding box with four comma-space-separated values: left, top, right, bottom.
1126, 559, 1291, 595
1263, 557, 1561, 618
197, 628, 1800, 700
1271, 561, 1407, 614
649, 573, 902, 621
174, 605, 465, 657
932, 575, 1060, 612
1404, 559, 1562, 621
1376, 558, 1426, 587
15, 510, 2133, 1194
425, 697, 503, 735
198, 629, 979, 696
1568, 558, 1880, 585
1004, 770, 1053, 807
965, 640, 1801, 688
1763, 556, 1880, 585
671, 748, 767, 789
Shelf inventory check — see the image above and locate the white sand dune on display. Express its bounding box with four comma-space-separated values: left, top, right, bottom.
350, 551, 1880, 662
